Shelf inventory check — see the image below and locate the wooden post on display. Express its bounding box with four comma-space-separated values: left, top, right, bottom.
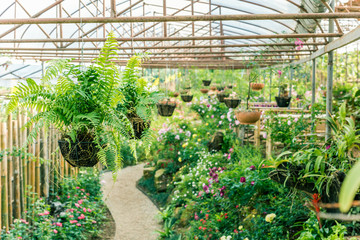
255, 120, 260, 147
1, 122, 9, 230
35, 129, 41, 197
266, 132, 272, 159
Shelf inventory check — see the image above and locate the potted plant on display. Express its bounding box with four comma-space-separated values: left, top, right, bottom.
6, 34, 131, 171
181, 92, 193, 102
116, 55, 163, 140
251, 82, 264, 91
202, 80, 211, 86
157, 99, 177, 117
275, 70, 292, 107
224, 92, 241, 109
216, 89, 230, 103
235, 71, 261, 124
200, 88, 209, 94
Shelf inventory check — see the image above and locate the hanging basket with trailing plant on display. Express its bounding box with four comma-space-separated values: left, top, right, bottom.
251, 83, 264, 91
235, 111, 261, 125
227, 85, 233, 89
58, 135, 100, 167
200, 89, 209, 94
216, 92, 229, 102
275, 96, 292, 108
224, 97, 241, 109
127, 113, 151, 139
173, 92, 179, 97
210, 86, 217, 91
181, 94, 193, 102
157, 100, 177, 117
202, 80, 211, 86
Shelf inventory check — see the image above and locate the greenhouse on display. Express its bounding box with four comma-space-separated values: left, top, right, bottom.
0, 0, 360, 239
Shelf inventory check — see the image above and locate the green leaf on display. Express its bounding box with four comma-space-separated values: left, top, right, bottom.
339, 160, 360, 213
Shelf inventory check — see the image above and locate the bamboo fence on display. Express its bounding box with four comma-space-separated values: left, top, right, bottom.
0, 109, 78, 230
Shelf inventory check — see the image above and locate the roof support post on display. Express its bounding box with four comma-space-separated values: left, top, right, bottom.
191, 0, 195, 45
269, 70, 272, 102
163, 0, 167, 37
111, 0, 116, 17
311, 57, 316, 133
289, 66, 294, 109
326, 0, 335, 141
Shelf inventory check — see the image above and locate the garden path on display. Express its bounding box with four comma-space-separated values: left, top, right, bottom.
101, 164, 161, 240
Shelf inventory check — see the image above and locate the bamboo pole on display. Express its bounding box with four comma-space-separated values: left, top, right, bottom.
12, 120, 21, 219
7, 115, 13, 224
19, 112, 25, 214
1, 122, 9, 230
35, 130, 41, 197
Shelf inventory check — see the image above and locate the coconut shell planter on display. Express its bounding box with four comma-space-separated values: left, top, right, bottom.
224, 98, 241, 108
200, 89, 209, 94
181, 94, 193, 102
157, 101, 177, 117
235, 111, 261, 125
127, 114, 151, 139
58, 137, 100, 167
202, 80, 211, 86
210, 86, 217, 91
216, 93, 229, 103
275, 96, 292, 108
251, 83, 265, 91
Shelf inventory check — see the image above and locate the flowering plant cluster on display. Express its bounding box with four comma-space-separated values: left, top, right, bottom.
1, 170, 106, 240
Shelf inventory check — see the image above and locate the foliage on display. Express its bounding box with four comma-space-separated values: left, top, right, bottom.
6, 33, 134, 173
1, 170, 106, 240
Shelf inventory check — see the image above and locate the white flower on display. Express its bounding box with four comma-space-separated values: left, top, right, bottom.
265, 213, 276, 223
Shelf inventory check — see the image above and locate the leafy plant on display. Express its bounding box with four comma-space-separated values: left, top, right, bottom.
6, 33, 132, 172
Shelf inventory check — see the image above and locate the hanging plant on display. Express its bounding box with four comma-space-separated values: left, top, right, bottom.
251, 83, 265, 91
202, 80, 211, 86
200, 88, 209, 94
157, 99, 177, 117
224, 92, 241, 109
181, 94, 193, 102
275, 68, 292, 108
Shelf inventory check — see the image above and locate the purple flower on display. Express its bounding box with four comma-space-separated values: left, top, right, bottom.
219, 186, 226, 197
207, 104, 210, 108
211, 115, 214, 119
240, 177, 246, 183
249, 165, 256, 171
203, 184, 210, 194
326, 145, 331, 150
251, 181, 255, 186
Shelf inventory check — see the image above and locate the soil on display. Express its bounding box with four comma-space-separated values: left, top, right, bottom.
101, 164, 161, 240
90, 207, 116, 240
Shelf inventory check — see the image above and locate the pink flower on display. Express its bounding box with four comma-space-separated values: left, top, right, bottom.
92, 221, 97, 224
175, 135, 180, 140
87, 209, 92, 213
76, 223, 81, 227
18, 237, 22, 239
294, 117, 298, 122
86, 193, 90, 196
78, 199, 83, 205
263, 132, 267, 139
75, 203, 80, 208
83, 208, 87, 213
240, 177, 246, 183
227, 154, 231, 160
55, 222, 62, 227
69, 215, 74, 218
76, 187, 80, 189
53, 229, 58, 234
287, 120, 291, 126
229, 148, 234, 153
67, 196, 70, 199
277, 70, 282, 77
80, 189, 85, 192
78, 214, 85, 220
249, 165, 256, 171
70, 220, 78, 224
251, 181, 255, 186
235, 120, 240, 125
211, 115, 214, 119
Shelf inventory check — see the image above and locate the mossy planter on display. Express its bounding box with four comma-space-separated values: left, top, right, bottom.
224, 98, 241, 109
157, 101, 177, 117
200, 89, 209, 94
181, 94, 193, 103
202, 80, 211, 86
171, 92, 179, 98
217, 86, 225, 91
275, 96, 292, 108
58, 137, 99, 167
251, 83, 265, 91
235, 111, 261, 125
216, 93, 229, 103
210, 86, 217, 91
127, 114, 151, 139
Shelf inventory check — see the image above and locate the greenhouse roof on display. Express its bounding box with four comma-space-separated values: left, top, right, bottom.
0, 0, 359, 80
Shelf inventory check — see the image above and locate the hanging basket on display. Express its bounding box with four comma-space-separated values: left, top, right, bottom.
58, 136, 99, 167
157, 101, 177, 117
216, 93, 229, 103
217, 86, 225, 91
275, 96, 292, 108
235, 111, 261, 125
200, 89, 209, 94
224, 98, 241, 108
210, 86, 217, 91
251, 83, 265, 91
181, 94, 193, 102
202, 80, 211, 86
173, 92, 179, 98
227, 85, 233, 89
127, 113, 151, 139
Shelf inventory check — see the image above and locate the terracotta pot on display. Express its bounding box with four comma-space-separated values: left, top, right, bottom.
251, 83, 265, 91
235, 111, 261, 125
202, 80, 211, 86
200, 89, 209, 94
181, 94, 193, 102
224, 98, 241, 108
210, 86, 217, 91
157, 101, 177, 117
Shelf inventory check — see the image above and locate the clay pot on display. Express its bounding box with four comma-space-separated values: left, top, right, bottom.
173, 92, 179, 97
251, 83, 265, 91
200, 89, 209, 94
235, 111, 261, 124
210, 86, 217, 91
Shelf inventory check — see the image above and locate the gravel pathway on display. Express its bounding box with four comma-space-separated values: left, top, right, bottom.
101, 164, 161, 240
